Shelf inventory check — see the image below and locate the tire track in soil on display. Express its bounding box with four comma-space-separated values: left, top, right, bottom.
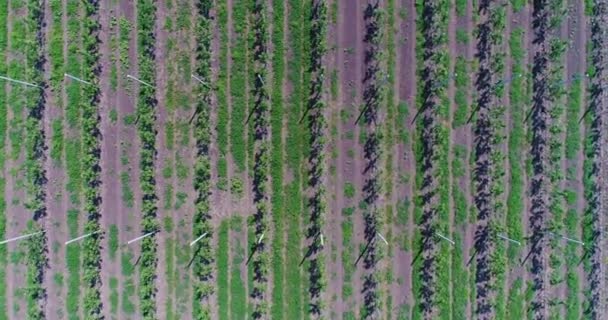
453, 1, 475, 318
395, 0, 416, 314
565, 0, 586, 314
98, 0, 122, 318
117, 0, 143, 316
42, 0, 68, 318
153, 0, 170, 317
5, 0, 30, 317
338, 0, 365, 316
326, 0, 346, 316
552, 1, 570, 312
385, 0, 409, 316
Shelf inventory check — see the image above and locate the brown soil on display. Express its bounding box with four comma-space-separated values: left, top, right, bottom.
153, 0, 170, 317
117, 0, 143, 316
325, 0, 345, 316
98, 1, 122, 319
41, 0, 68, 318
337, 0, 366, 315
566, 0, 587, 314
397, 0, 419, 314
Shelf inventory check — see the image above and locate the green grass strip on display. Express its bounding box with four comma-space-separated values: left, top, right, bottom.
217, 220, 229, 320
284, 0, 308, 317
564, 78, 582, 319
270, 0, 286, 317
505, 27, 527, 320
230, 218, 247, 319
229, 0, 248, 172
216, 0, 229, 183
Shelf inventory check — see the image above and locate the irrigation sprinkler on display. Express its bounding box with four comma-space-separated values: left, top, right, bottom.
435, 232, 455, 245
126, 74, 155, 89
547, 231, 585, 246
126, 230, 157, 245
0, 75, 41, 89
246, 233, 266, 266
65, 230, 102, 245
300, 232, 326, 267
0, 231, 43, 245
497, 233, 521, 246
191, 74, 210, 88
377, 232, 389, 245
354, 76, 389, 125
189, 232, 208, 247
354, 233, 388, 266
64, 73, 92, 85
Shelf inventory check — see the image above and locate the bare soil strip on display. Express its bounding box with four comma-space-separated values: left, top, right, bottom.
98, 0, 122, 318
395, 0, 417, 315
325, 0, 346, 316
153, 0, 170, 316
117, 0, 143, 316
42, 0, 67, 317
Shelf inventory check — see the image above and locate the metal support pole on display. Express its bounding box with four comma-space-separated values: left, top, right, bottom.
65, 230, 102, 245
126, 74, 155, 89
0, 75, 41, 88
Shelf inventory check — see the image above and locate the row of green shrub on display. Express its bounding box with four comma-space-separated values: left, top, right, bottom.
191, 1, 214, 319
22, 1, 48, 319
79, 1, 104, 318
304, 0, 328, 316
413, 0, 451, 318
269, 0, 286, 317
135, 1, 159, 318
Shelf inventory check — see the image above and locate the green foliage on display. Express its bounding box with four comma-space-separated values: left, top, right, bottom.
191, 2, 214, 318
344, 182, 355, 199
455, 0, 467, 17
217, 221, 229, 320
230, 222, 247, 319
135, 1, 160, 318
229, 0, 248, 172
108, 225, 119, 260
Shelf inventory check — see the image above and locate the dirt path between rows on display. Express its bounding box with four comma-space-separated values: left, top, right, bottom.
42, 0, 68, 317
153, 0, 170, 317
325, 0, 345, 315
520, 3, 533, 317
394, 0, 418, 315
338, 0, 366, 316
117, 0, 143, 316
98, 0, 122, 319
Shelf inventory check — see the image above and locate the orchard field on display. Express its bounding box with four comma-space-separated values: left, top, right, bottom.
0, 0, 606, 319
